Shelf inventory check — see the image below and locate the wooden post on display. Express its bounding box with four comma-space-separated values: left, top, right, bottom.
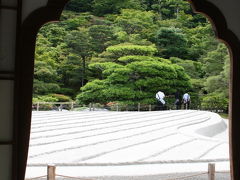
149, 104, 151, 111
59, 104, 63, 111
47, 165, 56, 180
138, 103, 140, 112
71, 101, 74, 111
93, 103, 95, 111
116, 104, 119, 112
208, 163, 215, 180
37, 102, 39, 111
89, 103, 92, 111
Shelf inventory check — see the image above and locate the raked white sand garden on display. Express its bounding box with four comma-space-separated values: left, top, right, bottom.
25, 110, 230, 178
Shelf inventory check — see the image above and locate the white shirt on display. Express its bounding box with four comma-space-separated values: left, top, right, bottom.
156, 91, 165, 104
183, 93, 190, 102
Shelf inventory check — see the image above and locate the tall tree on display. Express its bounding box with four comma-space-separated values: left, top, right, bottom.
202, 44, 228, 77
88, 25, 115, 53
65, 0, 94, 13
77, 44, 191, 104
114, 9, 158, 39
144, 0, 190, 19
39, 24, 67, 47
65, 29, 93, 86
92, 0, 144, 16
154, 27, 188, 59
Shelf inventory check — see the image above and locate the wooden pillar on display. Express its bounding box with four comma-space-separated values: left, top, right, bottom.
138, 103, 140, 112
59, 104, 63, 111
208, 163, 215, 180
149, 104, 151, 111
47, 165, 56, 180
116, 104, 119, 112
37, 102, 40, 111
89, 103, 92, 111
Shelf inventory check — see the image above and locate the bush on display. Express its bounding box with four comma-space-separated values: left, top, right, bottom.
57, 88, 75, 97
33, 95, 58, 102
33, 94, 72, 102
201, 93, 228, 112
32, 95, 58, 110
50, 94, 72, 102
72, 106, 89, 111
106, 44, 157, 57
106, 101, 137, 111
33, 80, 60, 95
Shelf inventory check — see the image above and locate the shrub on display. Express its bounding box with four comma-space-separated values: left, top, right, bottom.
57, 88, 75, 97
50, 94, 72, 102
201, 92, 228, 112
33, 95, 58, 102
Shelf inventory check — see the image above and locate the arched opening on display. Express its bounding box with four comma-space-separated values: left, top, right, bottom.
24, 0, 232, 179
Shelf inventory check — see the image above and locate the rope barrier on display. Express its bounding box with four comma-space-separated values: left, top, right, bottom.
32, 101, 226, 112
158, 172, 207, 180
25, 169, 230, 180
28, 158, 229, 166
216, 171, 230, 174
56, 174, 94, 180
25, 175, 47, 180
55, 172, 208, 180
25, 172, 208, 180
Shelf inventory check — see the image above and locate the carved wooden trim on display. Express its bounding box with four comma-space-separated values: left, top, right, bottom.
15, 1, 69, 179
189, 1, 240, 179
15, 0, 240, 179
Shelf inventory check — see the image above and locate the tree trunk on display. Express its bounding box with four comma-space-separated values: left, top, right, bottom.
82, 56, 86, 87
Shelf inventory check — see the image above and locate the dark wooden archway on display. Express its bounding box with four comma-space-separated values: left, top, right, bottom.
189, 1, 240, 179
15, 0, 240, 179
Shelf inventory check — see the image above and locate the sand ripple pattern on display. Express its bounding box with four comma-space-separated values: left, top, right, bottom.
28, 110, 229, 165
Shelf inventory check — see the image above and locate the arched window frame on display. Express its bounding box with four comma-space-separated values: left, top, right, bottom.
13, 0, 240, 179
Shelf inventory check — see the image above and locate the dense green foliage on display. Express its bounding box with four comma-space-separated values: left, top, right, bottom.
34, 0, 229, 111
77, 44, 191, 104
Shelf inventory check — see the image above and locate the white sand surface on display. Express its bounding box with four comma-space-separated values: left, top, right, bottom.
26, 110, 230, 178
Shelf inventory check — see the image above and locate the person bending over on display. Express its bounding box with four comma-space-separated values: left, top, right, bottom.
156, 91, 166, 110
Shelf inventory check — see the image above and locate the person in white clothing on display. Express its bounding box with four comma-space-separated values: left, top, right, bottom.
156, 91, 165, 110
182, 93, 190, 109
